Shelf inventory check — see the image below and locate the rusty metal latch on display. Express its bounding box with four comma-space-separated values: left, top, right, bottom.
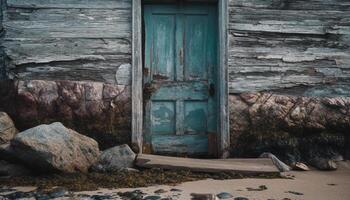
143, 82, 157, 100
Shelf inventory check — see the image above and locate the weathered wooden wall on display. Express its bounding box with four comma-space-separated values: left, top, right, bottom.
0, 0, 5, 79
1, 0, 350, 93
228, 0, 350, 93
2, 0, 132, 84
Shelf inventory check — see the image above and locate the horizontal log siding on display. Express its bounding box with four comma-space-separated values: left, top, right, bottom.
3, 0, 132, 84
2, 0, 350, 92
228, 0, 350, 93
0, 0, 5, 79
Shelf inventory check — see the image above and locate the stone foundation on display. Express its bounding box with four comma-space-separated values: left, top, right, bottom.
229, 93, 350, 162
0, 80, 349, 160
0, 80, 131, 150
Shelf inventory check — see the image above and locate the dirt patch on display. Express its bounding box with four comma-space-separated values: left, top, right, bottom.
0, 168, 282, 191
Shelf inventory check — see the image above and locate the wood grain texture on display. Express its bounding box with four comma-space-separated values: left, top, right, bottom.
0, 0, 5, 80
131, 0, 143, 153
136, 154, 280, 175
3, 0, 132, 84
228, 0, 350, 93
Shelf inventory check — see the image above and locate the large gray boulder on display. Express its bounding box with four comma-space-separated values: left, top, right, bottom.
11, 122, 100, 173
0, 112, 18, 144
92, 144, 136, 172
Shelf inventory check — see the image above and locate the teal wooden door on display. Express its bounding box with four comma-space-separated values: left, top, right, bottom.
144, 3, 217, 156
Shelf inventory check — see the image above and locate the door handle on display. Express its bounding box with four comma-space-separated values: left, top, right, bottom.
209, 83, 215, 97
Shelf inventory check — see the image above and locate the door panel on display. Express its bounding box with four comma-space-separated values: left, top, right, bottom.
184, 14, 208, 81
144, 3, 217, 156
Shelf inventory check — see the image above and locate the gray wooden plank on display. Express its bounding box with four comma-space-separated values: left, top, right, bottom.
136, 154, 280, 175
131, 0, 143, 153
7, 0, 131, 9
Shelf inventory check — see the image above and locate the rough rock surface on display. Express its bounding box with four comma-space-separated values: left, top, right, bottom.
92, 144, 136, 173
0, 112, 17, 144
11, 122, 100, 173
230, 93, 350, 161
309, 158, 337, 171
0, 80, 131, 150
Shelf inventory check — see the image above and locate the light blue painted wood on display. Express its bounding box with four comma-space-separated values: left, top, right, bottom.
151, 134, 209, 155
144, 2, 218, 156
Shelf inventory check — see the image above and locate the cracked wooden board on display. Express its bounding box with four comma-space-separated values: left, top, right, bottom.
136, 154, 280, 175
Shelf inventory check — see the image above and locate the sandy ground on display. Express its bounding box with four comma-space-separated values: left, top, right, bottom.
75, 161, 350, 200
4, 161, 350, 200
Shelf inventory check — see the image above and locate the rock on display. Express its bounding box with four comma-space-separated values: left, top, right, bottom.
117, 190, 145, 200
285, 191, 303, 195
260, 153, 291, 172
216, 192, 233, 199
170, 188, 183, 192
144, 196, 162, 200
291, 162, 310, 171
0, 112, 17, 144
92, 144, 136, 173
154, 189, 167, 194
11, 122, 100, 173
0, 160, 32, 177
246, 185, 268, 191
234, 198, 249, 200
309, 158, 337, 170
191, 193, 218, 200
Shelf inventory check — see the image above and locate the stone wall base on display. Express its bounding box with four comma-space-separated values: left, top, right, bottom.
230, 93, 350, 162
0, 80, 131, 150
1, 80, 349, 161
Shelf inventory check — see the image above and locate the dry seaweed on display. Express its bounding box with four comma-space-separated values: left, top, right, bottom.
0, 168, 282, 191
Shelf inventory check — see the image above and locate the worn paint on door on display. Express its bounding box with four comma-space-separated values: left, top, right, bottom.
143, 2, 217, 156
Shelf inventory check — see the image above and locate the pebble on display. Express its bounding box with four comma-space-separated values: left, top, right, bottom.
143, 195, 162, 200
246, 185, 267, 191
234, 197, 249, 200
154, 189, 167, 194
285, 191, 303, 195
216, 192, 233, 199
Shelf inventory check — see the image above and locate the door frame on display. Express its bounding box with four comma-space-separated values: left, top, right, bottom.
131, 0, 229, 158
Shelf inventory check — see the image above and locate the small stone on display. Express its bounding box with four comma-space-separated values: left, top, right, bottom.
47, 187, 70, 198
291, 162, 310, 171
143, 195, 162, 200
285, 191, 303, 195
154, 189, 167, 194
190, 193, 217, 200
92, 144, 136, 173
170, 188, 182, 192
117, 190, 145, 199
216, 192, 233, 199
234, 197, 249, 200
91, 194, 113, 200
309, 158, 337, 171
246, 185, 268, 191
